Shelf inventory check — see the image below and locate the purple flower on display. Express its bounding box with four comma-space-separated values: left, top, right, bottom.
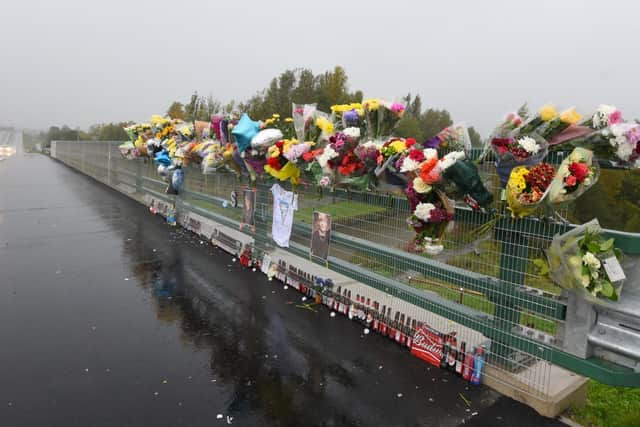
424, 136, 441, 149
344, 109, 359, 124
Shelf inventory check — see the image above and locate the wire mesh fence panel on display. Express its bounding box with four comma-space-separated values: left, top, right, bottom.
52, 141, 640, 398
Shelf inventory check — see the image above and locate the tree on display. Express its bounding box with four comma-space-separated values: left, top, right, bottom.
395, 116, 424, 142
420, 108, 453, 139
468, 126, 483, 147
167, 102, 186, 120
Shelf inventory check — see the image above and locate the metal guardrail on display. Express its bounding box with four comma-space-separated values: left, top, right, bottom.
50, 140, 640, 388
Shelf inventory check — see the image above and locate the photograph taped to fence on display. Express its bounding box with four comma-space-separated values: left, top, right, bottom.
241, 188, 256, 232
310, 211, 331, 260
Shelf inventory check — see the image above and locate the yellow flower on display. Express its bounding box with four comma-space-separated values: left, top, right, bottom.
282, 139, 294, 154
268, 145, 280, 158
364, 99, 380, 111
263, 118, 274, 126
315, 117, 334, 134
389, 139, 407, 153
272, 113, 280, 119
560, 108, 582, 125
285, 117, 293, 123
412, 177, 432, 194
355, 108, 364, 117
539, 104, 558, 121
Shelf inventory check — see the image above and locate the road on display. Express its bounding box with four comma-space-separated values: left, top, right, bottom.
0, 132, 563, 426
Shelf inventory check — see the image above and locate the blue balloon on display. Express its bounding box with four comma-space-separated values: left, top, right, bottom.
231, 113, 260, 153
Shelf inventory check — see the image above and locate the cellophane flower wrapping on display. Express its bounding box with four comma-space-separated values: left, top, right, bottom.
546, 219, 624, 303
428, 123, 472, 156
547, 147, 599, 205
292, 103, 317, 142
506, 164, 554, 218
442, 159, 494, 209
491, 133, 549, 187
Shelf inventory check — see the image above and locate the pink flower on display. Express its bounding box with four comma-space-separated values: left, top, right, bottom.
391, 103, 405, 113
608, 110, 622, 126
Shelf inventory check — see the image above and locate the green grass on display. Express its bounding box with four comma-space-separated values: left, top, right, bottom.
569, 380, 640, 427
295, 200, 387, 224
187, 197, 242, 222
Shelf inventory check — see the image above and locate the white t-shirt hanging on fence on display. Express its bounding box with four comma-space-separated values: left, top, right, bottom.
271, 184, 298, 247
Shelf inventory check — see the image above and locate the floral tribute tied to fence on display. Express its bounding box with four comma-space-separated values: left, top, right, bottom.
115, 102, 640, 305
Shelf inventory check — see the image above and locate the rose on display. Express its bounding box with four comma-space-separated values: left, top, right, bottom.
568, 162, 589, 182
408, 149, 425, 162
608, 110, 622, 126
564, 175, 577, 187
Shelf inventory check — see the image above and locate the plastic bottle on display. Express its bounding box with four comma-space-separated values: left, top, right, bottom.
462, 346, 475, 382
470, 347, 485, 385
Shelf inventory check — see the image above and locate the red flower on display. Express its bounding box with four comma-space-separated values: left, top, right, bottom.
302, 148, 323, 162
267, 157, 282, 171
564, 175, 577, 187
568, 162, 589, 183
275, 140, 285, 151
338, 162, 357, 176
406, 138, 416, 148
419, 158, 440, 184
408, 149, 425, 162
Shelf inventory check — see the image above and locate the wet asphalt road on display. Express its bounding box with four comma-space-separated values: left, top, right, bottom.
0, 135, 563, 426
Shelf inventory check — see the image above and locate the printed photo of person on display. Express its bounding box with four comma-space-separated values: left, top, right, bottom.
241, 189, 256, 231
310, 211, 331, 260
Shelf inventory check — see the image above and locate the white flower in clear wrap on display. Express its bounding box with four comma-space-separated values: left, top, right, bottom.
400, 157, 421, 173
438, 151, 465, 172
343, 127, 361, 140
414, 202, 436, 222
423, 148, 438, 160
582, 252, 601, 270
616, 142, 634, 162
317, 146, 338, 168
517, 136, 540, 154
412, 177, 432, 194
592, 105, 617, 129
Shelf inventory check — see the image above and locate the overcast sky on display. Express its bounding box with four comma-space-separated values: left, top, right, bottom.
1, 0, 637, 135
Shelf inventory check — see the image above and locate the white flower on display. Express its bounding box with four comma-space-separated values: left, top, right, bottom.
423, 148, 438, 160
414, 202, 435, 222
251, 149, 258, 156
317, 147, 338, 168
400, 157, 421, 173
610, 123, 625, 138
582, 252, 601, 270
593, 105, 617, 129
438, 151, 465, 172
412, 177, 432, 194
591, 270, 599, 280
616, 141, 634, 161
343, 127, 361, 140
517, 136, 540, 154
581, 275, 591, 288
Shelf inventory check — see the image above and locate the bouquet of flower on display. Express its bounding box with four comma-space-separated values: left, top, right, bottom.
540, 219, 625, 302
406, 184, 454, 255
264, 139, 302, 184
565, 122, 640, 168
547, 147, 598, 205
314, 113, 335, 142
330, 103, 365, 133
506, 163, 555, 218
118, 141, 139, 159
363, 99, 404, 139
292, 103, 317, 142
583, 104, 623, 130
424, 123, 471, 155
491, 133, 548, 186
441, 159, 494, 210
490, 112, 523, 139
535, 107, 583, 143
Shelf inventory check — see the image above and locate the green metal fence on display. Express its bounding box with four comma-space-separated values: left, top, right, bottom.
51, 140, 640, 394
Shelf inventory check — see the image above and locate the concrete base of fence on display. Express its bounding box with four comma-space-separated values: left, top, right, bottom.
483, 364, 588, 417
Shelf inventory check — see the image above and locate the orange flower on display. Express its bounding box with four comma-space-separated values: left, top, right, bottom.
419, 158, 440, 184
